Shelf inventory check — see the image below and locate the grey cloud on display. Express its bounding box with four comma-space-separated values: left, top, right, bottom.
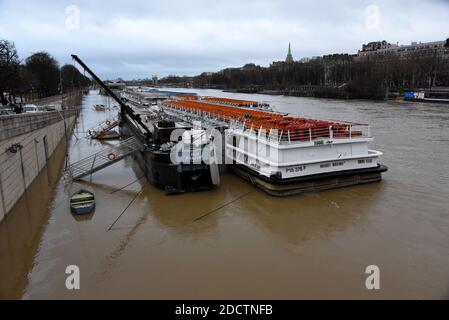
1, 0, 448, 79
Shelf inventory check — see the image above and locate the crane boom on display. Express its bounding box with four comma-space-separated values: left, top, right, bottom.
71, 54, 151, 139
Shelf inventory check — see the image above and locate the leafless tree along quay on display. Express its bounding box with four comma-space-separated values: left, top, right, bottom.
0, 39, 91, 106
0, 40, 20, 105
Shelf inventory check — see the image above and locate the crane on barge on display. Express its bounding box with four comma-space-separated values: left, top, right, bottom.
67, 55, 218, 193
71, 54, 151, 140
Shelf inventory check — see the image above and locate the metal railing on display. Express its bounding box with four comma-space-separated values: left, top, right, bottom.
66, 136, 140, 181
161, 104, 371, 145
86, 117, 119, 139
245, 124, 370, 144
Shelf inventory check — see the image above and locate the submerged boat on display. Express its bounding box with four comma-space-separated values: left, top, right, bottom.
70, 189, 95, 214
94, 104, 106, 111
95, 130, 121, 140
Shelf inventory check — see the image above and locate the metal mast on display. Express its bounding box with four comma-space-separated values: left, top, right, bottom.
71, 54, 151, 139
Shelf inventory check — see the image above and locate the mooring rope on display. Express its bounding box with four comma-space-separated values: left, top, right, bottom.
109, 175, 145, 194
192, 190, 253, 223
107, 187, 144, 231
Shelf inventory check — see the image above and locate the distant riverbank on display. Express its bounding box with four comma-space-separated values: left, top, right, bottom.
221, 87, 396, 101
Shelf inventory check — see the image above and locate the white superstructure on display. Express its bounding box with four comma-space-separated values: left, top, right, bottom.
225, 123, 382, 180
153, 95, 387, 195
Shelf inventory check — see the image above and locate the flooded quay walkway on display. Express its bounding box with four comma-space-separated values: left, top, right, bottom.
1, 90, 449, 299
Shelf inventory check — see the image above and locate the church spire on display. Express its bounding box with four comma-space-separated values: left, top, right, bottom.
285, 42, 294, 63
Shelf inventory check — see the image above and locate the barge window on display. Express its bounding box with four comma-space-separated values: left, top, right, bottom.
320, 163, 331, 168
358, 159, 366, 164
332, 161, 344, 167
366, 159, 373, 163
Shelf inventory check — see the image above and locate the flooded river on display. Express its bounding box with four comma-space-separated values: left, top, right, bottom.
1, 89, 448, 299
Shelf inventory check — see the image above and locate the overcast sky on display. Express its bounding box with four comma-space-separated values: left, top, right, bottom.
1, 0, 448, 79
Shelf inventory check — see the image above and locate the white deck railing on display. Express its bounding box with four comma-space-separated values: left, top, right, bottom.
161, 104, 371, 145
243, 123, 370, 145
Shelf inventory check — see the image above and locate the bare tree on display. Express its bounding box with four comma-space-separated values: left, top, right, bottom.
0, 39, 20, 105
25, 51, 60, 97
60, 64, 91, 93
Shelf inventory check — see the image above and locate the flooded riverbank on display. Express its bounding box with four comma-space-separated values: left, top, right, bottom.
1, 89, 448, 299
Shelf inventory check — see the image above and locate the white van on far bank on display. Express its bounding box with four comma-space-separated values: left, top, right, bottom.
44, 104, 63, 111
23, 104, 42, 113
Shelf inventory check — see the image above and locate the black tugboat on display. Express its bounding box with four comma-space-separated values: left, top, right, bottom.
71, 55, 214, 194
120, 117, 214, 194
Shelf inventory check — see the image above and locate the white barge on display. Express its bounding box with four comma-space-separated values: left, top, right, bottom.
225, 122, 387, 196
161, 97, 387, 196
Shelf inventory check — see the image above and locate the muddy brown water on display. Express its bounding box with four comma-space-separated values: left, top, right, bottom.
1, 89, 448, 299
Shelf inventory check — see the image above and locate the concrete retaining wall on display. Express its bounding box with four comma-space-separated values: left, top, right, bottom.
0, 108, 79, 222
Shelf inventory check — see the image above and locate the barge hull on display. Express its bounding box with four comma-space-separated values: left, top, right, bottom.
230, 164, 388, 197
120, 119, 212, 193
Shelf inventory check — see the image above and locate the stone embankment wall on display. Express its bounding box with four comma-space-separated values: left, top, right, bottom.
0, 92, 82, 222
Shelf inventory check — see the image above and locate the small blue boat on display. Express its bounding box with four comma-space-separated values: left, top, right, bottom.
70, 189, 95, 214
404, 91, 415, 101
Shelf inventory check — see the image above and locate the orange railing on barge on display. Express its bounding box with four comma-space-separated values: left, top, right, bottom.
162, 99, 364, 142
202, 97, 258, 107
176, 94, 198, 100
